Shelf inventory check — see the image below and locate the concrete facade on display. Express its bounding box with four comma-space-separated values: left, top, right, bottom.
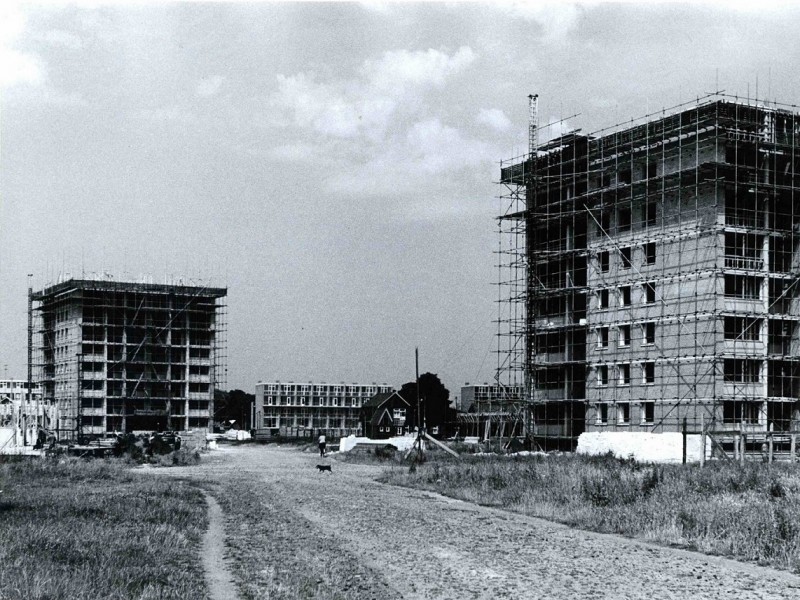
254, 381, 393, 438
32, 278, 226, 439
501, 98, 800, 444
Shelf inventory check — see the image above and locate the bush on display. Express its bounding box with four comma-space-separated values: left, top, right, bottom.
154, 448, 201, 467
374, 444, 397, 460
113, 434, 145, 461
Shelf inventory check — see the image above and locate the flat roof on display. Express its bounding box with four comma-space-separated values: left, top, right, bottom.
32, 278, 227, 301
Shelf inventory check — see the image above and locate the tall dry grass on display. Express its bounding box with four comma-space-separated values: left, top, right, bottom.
380, 453, 800, 572
0, 456, 208, 600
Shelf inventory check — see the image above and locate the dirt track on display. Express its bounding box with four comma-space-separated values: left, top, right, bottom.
160, 444, 800, 600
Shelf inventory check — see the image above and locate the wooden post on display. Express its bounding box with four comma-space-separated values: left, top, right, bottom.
741, 433, 746, 465
682, 417, 687, 465
700, 414, 706, 468
734, 432, 739, 460
768, 423, 774, 464
423, 431, 460, 458
791, 434, 796, 464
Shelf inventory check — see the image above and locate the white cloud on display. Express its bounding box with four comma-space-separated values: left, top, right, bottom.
361, 46, 475, 94
0, 6, 44, 88
268, 45, 491, 204
327, 117, 495, 197
271, 46, 476, 142
196, 75, 225, 98
405, 118, 490, 174
476, 108, 512, 132
502, 2, 580, 41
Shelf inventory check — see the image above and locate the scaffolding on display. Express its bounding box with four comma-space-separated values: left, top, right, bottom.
497, 93, 800, 454
31, 277, 227, 440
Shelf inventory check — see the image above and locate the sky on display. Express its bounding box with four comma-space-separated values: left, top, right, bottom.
2, 1, 800, 399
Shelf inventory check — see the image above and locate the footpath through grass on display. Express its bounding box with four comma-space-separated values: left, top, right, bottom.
379, 452, 800, 573
0, 456, 208, 600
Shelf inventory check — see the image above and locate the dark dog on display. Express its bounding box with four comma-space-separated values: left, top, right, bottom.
316, 464, 332, 473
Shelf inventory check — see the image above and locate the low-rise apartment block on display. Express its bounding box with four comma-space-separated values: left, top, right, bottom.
254, 381, 393, 437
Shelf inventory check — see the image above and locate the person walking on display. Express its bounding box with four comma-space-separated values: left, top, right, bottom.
318, 433, 326, 457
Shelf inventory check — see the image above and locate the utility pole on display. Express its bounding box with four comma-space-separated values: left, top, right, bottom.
415, 347, 420, 433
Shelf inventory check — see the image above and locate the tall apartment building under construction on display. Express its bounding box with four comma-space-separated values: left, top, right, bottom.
31, 278, 227, 439
497, 94, 800, 449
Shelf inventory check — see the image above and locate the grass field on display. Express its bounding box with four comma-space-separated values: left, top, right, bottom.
379, 451, 800, 573
0, 456, 208, 600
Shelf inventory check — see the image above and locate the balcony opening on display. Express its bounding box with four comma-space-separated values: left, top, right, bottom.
724, 274, 761, 300
619, 286, 631, 306
642, 322, 656, 345
643, 282, 656, 304
619, 247, 632, 269
618, 325, 631, 347
618, 206, 632, 232
642, 401, 655, 423
722, 400, 761, 424
618, 402, 630, 424
599, 251, 609, 272
643, 242, 656, 265
724, 232, 762, 270
724, 316, 760, 341
642, 362, 655, 384
723, 359, 761, 383
618, 363, 631, 385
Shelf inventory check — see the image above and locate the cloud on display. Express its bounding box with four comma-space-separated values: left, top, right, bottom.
196, 75, 225, 98
327, 117, 495, 198
271, 46, 475, 142
502, 2, 580, 41
360, 46, 475, 94
0, 6, 44, 87
268, 45, 496, 207
476, 108, 512, 132
405, 118, 490, 174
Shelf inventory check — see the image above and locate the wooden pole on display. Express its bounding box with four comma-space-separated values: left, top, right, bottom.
741, 433, 746, 465
700, 414, 706, 468
682, 417, 687, 465
768, 423, 774, 464
415, 347, 420, 433
791, 433, 796, 464
423, 431, 459, 458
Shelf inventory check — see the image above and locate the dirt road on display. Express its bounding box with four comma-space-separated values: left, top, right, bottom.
162, 444, 800, 600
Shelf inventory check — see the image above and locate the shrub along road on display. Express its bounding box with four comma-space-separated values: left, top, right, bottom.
160, 445, 800, 600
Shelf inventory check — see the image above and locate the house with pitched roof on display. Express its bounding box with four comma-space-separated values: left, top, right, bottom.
361, 391, 411, 439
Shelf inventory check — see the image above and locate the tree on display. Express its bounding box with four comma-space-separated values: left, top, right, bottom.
214, 389, 255, 430
399, 372, 456, 437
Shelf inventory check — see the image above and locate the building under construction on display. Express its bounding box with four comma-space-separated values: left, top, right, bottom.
31, 278, 227, 439
497, 94, 800, 451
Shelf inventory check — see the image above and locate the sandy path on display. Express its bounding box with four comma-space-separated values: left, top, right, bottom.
161, 445, 800, 599
201, 491, 240, 600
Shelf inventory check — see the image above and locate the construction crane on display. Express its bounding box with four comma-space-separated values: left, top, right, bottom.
525, 93, 538, 450
528, 93, 539, 157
